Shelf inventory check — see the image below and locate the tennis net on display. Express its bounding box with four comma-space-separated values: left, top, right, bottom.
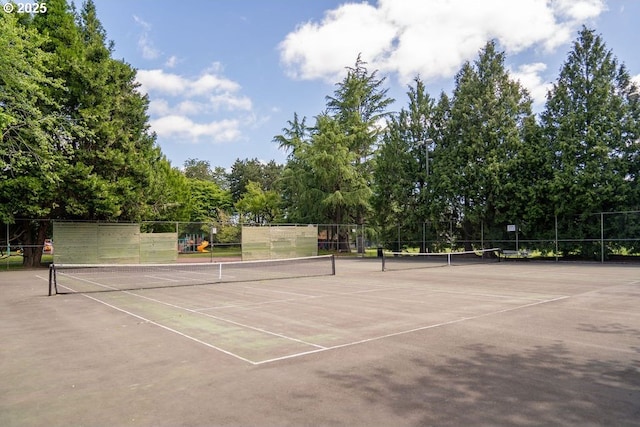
48, 255, 336, 295
381, 248, 501, 271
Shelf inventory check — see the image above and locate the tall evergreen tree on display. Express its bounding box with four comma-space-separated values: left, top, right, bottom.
432, 41, 538, 249
279, 56, 393, 232
274, 114, 311, 221
32, 0, 179, 223
372, 77, 437, 250
2, 0, 189, 265
543, 27, 640, 213
0, 11, 62, 265
542, 27, 640, 255
326, 54, 394, 163
325, 56, 394, 229
273, 112, 309, 156
371, 116, 416, 249
280, 114, 371, 236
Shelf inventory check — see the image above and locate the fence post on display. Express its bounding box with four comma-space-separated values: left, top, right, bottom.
555, 214, 558, 262
601, 212, 604, 263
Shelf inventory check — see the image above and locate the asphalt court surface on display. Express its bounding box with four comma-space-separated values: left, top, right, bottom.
51, 260, 573, 365
2, 258, 639, 426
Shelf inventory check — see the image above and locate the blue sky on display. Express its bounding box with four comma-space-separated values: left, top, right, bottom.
86, 0, 640, 171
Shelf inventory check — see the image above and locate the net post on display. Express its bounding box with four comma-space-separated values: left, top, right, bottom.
447, 253, 451, 266
48, 264, 56, 296
381, 251, 386, 272
331, 254, 336, 275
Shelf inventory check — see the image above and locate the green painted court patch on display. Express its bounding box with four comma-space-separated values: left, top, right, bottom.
95, 291, 319, 363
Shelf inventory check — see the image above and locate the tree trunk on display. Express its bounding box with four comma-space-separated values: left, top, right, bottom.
22, 221, 49, 268
462, 218, 473, 251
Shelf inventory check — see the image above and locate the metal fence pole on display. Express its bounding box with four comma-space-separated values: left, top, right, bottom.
601, 212, 604, 263
555, 214, 558, 262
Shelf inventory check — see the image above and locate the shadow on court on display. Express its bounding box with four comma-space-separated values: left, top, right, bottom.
317, 340, 640, 426
1, 260, 639, 426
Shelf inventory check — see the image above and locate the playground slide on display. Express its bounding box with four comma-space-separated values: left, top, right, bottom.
197, 240, 209, 252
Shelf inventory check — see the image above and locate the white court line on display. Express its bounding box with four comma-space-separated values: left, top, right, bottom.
125, 291, 327, 350
51, 273, 326, 351
198, 284, 550, 313
41, 273, 569, 366
240, 285, 316, 298
194, 286, 413, 311
427, 288, 559, 301
145, 275, 182, 283
38, 274, 256, 364
57, 273, 121, 292
253, 295, 570, 365
83, 292, 256, 364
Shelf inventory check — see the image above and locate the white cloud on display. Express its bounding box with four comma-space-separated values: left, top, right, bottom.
151, 115, 242, 142
551, 0, 607, 21
138, 33, 160, 60
510, 62, 553, 108
148, 98, 171, 116
209, 93, 253, 111
279, 0, 607, 85
279, 2, 397, 82
133, 15, 151, 31
133, 15, 160, 60
137, 69, 187, 96
165, 55, 179, 68
190, 74, 240, 96
136, 69, 242, 99
175, 100, 203, 116
138, 67, 255, 144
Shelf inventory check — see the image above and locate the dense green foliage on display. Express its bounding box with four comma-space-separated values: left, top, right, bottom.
542, 30, 640, 211
372, 77, 435, 251
277, 30, 639, 256
2, 1, 201, 265
1, 0, 638, 265
276, 56, 392, 235
228, 158, 283, 203
541, 28, 640, 254
430, 41, 539, 250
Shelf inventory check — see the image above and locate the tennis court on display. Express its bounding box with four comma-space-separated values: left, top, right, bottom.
2, 258, 639, 426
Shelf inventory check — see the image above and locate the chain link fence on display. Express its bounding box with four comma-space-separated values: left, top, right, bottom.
4, 212, 638, 267
2, 220, 374, 267
377, 210, 640, 261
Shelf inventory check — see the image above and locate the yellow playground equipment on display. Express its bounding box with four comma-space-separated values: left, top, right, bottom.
197, 240, 209, 252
